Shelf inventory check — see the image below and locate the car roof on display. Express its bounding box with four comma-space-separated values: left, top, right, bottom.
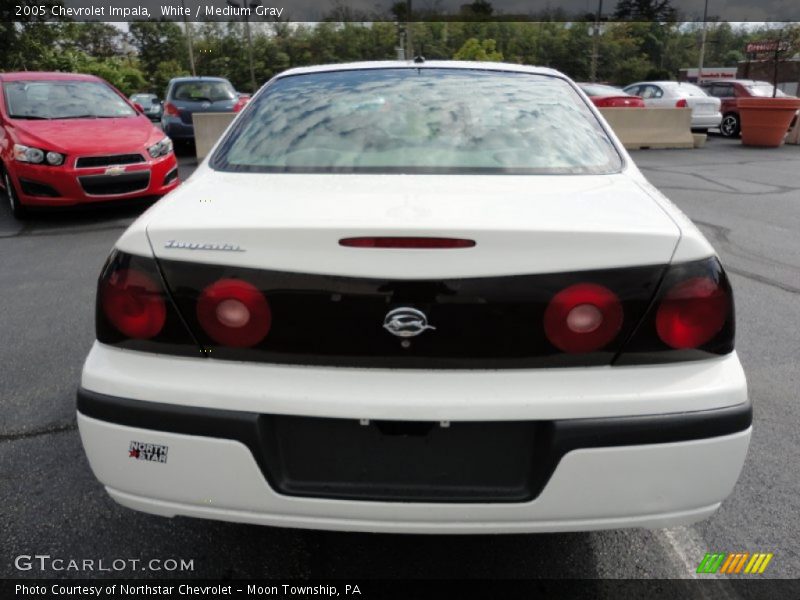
0, 71, 104, 83
274, 60, 564, 80
169, 76, 231, 83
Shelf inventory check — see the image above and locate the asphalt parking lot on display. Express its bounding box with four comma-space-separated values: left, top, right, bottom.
1, 137, 798, 582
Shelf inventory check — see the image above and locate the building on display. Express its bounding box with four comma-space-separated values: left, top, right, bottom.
679, 68, 737, 83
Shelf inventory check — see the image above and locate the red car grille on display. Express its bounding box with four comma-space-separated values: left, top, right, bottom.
78, 171, 151, 196
75, 154, 145, 169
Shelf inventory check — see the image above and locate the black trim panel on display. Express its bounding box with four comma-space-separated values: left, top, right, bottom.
77, 388, 751, 503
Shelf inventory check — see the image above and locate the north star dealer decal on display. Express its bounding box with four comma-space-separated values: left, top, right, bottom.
129, 441, 168, 463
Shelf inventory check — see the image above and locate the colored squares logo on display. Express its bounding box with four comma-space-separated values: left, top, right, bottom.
697, 552, 773, 574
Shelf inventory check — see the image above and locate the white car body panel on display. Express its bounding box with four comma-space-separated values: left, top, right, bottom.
82, 343, 746, 421
80, 61, 749, 533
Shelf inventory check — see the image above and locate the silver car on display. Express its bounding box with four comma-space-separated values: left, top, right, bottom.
623, 81, 722, 132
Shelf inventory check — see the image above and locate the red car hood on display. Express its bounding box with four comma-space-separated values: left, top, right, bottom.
10, 116, 160, 154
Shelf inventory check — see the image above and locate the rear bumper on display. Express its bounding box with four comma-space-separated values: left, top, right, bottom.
77, 344, 751, 533
162, 118, 195, 140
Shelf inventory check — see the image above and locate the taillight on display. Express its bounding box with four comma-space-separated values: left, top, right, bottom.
100, 268, 166, 339
96, 251, 202, 355
615, 257, 735, 364
675, 99, 688, 108
656, 277, 728, 349
543, 283, 623, 353
164, 102, 180, 117
233, 98, 247, 112
196, 279, 272, 347
340, 237, 476, 249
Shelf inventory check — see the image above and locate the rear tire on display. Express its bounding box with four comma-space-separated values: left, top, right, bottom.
1, 165, 28, 220
720, 113, 740, 138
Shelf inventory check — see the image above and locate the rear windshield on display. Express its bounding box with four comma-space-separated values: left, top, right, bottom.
211, 68, 623, 175
672, 83, 709, 97
4, 80, 136, 120
171, 80, 235, 102
746, 84, 788, 98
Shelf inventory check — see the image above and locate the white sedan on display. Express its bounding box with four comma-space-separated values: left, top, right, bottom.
77, 61, 750, 534
623, 81, 723, 131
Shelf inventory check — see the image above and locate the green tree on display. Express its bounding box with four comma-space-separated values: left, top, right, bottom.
614, 0, 677, 21
453, 38, 503, 61
61, 22, 128, 58
129, 21, 189, 92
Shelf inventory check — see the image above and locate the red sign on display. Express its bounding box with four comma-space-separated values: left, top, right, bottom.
747, 40, 790, 54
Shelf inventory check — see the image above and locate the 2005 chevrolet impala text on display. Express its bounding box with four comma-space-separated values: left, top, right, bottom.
76, 61, 750, 534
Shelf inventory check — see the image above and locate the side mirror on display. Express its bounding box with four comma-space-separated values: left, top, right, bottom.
133, 103, 145, 113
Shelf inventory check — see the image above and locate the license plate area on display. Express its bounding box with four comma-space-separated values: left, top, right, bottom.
259, 416, 548, 503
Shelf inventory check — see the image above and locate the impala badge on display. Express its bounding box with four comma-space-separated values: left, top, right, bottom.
383, 307, 436, 338
164, 240, 245, 252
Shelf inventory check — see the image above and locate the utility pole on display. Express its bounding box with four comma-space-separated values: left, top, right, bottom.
589, 0, 603, 82
697, 0, 709, 83
180, 0, 196, 75
406, 0, 413, 59
227, 0, 260, 93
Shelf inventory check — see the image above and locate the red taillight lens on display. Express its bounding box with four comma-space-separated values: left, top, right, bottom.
340, 237, 475, 249
164, 102, 179, 116
197, 279, 271, 347
656, 277, 728, 349
100, 269, 167, 339
233, 98, 247, 112
544, 283, 623, 353
675, 99, 688, 108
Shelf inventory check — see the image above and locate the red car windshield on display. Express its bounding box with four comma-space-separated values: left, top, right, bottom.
3, 80, 136, 120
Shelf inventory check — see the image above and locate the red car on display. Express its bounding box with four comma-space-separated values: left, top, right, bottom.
578, 83, 645, 108
699, 79, 795, 138
0, 72, 179, 218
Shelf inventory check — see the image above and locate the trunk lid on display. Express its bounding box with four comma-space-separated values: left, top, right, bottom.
145, 171, 681, 279
686, 96, 721, 115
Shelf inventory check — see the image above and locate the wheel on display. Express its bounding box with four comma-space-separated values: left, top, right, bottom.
1, 165, 28, 219
720, 113, 740, 138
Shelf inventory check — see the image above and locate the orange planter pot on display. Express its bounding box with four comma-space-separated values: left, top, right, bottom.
739, 97, 800, 147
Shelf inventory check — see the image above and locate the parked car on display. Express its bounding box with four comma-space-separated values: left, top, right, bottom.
0, 72, 179, 219
77, 62, 749, 534
699, 79, 794, 138
623, 81, 722, 132
578, 83, 645, 108
129, 93, 163, 121
161, 76, 248, 142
